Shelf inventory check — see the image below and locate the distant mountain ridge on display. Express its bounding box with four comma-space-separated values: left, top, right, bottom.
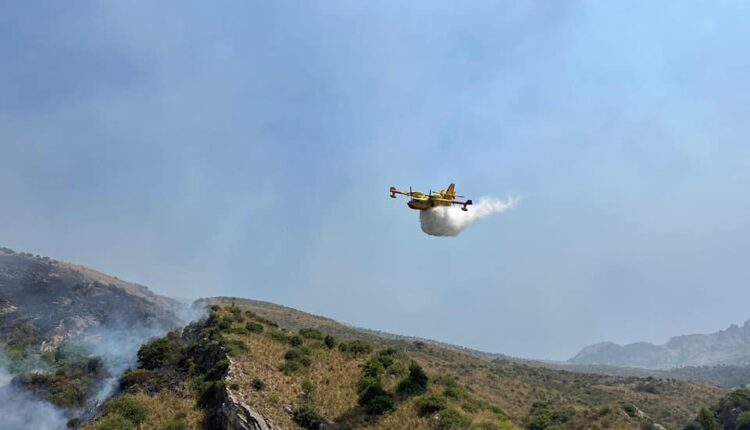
570, 320, 750, 369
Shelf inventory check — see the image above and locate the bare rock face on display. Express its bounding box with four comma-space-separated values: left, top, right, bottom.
222, 356, 274, 430
221, 388, 274, 430
0, 248, 183, 350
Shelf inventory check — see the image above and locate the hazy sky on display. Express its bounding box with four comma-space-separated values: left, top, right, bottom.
2, 1, 750, 360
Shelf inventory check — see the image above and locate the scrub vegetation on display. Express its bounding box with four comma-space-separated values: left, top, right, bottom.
85, 299, 729, 429
683, 388, 750, 430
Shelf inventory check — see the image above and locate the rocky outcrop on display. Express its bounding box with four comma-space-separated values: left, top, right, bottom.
221, 388, 274, 430
221, 357, 274, 430
40, 316, 99, 352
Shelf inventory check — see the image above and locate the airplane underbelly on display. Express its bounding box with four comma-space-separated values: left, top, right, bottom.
408, 200, 429, 210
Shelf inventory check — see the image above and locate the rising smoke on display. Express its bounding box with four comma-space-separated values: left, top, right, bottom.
419, 196, 517, 236
0, 303, 207, 430
0, 349, 67, 430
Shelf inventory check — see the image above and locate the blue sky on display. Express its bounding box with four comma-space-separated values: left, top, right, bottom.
2, 1, 750, 360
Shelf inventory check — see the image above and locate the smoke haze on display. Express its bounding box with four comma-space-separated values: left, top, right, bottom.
0, 304, 206, 430
419, 197, 517, 236
0, 349, 67, 430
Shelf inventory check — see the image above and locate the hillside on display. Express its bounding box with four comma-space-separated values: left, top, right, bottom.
201, 298, 750, 389
569, 321, 750, 369
682, 388, 750, 430
0, 247, 185, 429
0, 251, 736, 429
85, 298, 729, 430
532, 361, 750, 389
0, 247, 182, 354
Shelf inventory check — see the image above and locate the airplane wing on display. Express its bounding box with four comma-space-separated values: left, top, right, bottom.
451, 199, 472, 207
390, 186, 419, 197
432, 197, 473, 206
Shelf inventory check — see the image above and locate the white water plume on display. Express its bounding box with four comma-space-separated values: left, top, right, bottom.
419, 196, 517, 236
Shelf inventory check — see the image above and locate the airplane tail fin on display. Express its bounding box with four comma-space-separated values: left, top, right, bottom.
446, 183, 455, 196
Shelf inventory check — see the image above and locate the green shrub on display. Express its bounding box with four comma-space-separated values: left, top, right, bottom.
445, 385, 467, 399
299, 328, 324, 340
292, 404, 326, 430
324, 335, 336, 349
206, 313, 233, 330
528, 403, 574, 430
283, 347, 312, 373
285, 347, 309, 361
106, 396, 147, 425
120, 369, 153, 390
339, 340, 373, 355
229, 306, 243, 318
90, 414, 134, 430
635, 382, 659, 394
290, 335, 304, 347
205, 359, 229, 381
197, 380, 227, 409
696, 408, 721, 430
164, 419, 188, 430
397, 362, 428, 396
397, 379, 424, 396
737, 411, 750, 430
251, 378, 266, 391
6, 322, 43, 361
222, 339, 247, 356
137, 334, 182, 369
49, 384, 86, 407
362, 359, 385, 378
246, 322, 264, 333
623, 404, 638, 418
302, 379, 316, 398
408, 363, 428, 388
364, 394, 395, 415
376, 349, 396, 368
416, 394, 447, 416
357, 375, 379, 394
437, 408, 471, 430
471, 421, 516, 430
461, 400, 480, 413
357, 377, 394, 415
269, 331, 291, 343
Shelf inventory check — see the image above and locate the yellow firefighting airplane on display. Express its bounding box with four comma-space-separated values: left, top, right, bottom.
389, 183, 473, 211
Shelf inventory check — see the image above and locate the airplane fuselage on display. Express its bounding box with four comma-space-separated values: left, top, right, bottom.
390, 184, 472, 211
406, 195, 453, 210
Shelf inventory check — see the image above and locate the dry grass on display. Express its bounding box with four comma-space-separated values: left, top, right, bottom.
206, 298, 727, 429
129, 391, 205, 429
83, 388, 204, 430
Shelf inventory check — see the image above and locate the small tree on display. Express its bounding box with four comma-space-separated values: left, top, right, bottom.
415, 394, 447, 416
737, 411, 750, 430
696, 408, 721, 430
324, 335, 336, 349
292, 404, 326, 430
397, 362, 428, 396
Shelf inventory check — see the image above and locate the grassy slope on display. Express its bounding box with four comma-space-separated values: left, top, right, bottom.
203, 297, 727, 429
